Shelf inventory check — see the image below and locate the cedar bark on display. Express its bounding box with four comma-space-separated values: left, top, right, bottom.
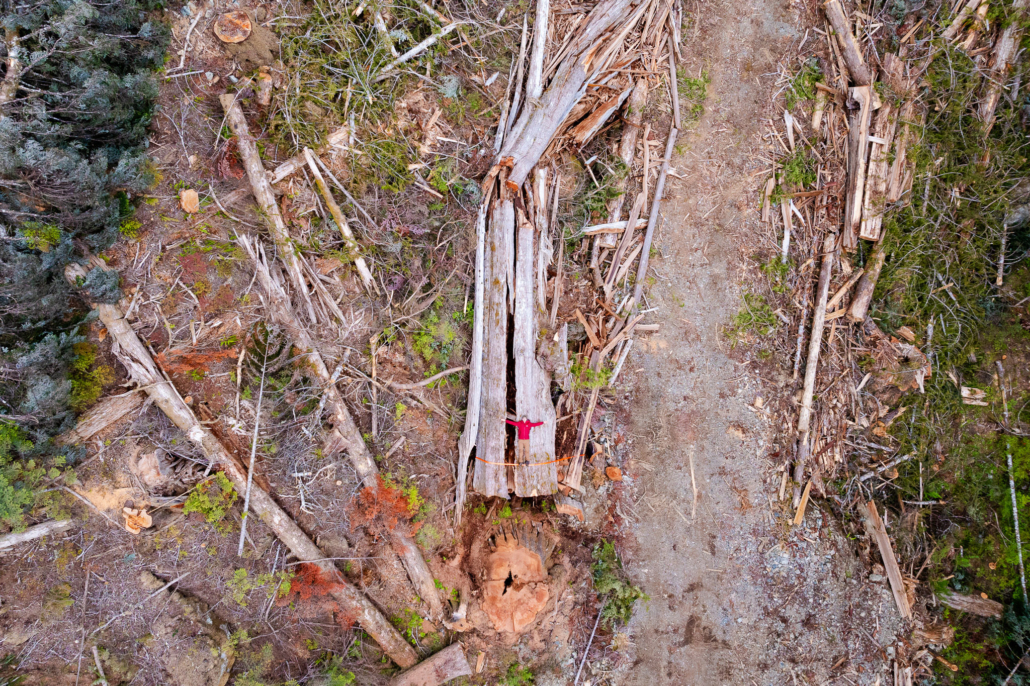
823, 0, 871, 86
219, 94, 317, 323
843, 85, 874, 251
63, 262, 419, 668
236, 238, 443, 622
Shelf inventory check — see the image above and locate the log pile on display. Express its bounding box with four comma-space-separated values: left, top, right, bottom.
457, 0, 685, 514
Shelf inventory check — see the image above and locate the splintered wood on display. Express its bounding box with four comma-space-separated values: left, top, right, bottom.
458, 0, 683, 512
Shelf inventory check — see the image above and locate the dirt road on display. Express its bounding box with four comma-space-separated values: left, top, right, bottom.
616, 0, 904, 683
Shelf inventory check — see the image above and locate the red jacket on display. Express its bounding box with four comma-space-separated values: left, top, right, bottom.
506, 419, 543, 440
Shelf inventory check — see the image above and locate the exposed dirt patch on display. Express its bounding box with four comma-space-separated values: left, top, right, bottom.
611, 0, 903, 683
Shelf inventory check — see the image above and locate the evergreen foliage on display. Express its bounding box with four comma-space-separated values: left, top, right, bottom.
0, 0, 167, 523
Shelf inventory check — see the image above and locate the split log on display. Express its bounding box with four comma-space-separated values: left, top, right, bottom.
939, 591, 1003, 619
455, 205, 489, 524
978, 0, 1030, 133
848, 239, 885, 322
525, 0, 549, 100
862, 500, 913, 620
793, 234, 837, 501
0, 519, 73, 553
63, 262, 419, 668
570, 87, 634, 147
859, 90, 899, 241
56, 392, 146, 445
390, 643, 472, 686
236, 238, 444, 622
219, 94, 317, 323
302, 148, 376, 292
513, 207, 558, 497
823, 0, 871, 86
473, 198, 514, 499
843, 85, 874, 252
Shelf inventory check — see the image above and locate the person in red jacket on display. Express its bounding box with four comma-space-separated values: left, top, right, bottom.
506, 416, 544, 463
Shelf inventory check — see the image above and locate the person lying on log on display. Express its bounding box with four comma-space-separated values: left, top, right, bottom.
506, 416, 544, 463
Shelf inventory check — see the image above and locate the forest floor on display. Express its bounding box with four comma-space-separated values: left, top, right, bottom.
614, 0, 903, 684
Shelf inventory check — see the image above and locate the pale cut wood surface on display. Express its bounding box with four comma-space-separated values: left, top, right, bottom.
863, 500, 913, 620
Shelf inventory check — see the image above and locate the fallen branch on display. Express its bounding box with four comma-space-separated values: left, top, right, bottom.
65, 261, 420, 668
632, 124, 679, 308
823, 0, 871, 86
0, 519, 73, 553
374, 23, 462, 83
390, 643, 472, 686
847, 239, 885, 322
219, 94, 318, 323
236, 237, 444, 621
793, 233, 837, 503
940, 590, 1003, 618
55, 391, 145, 445
303, 148, 376, 292
997, 361, 1028, 602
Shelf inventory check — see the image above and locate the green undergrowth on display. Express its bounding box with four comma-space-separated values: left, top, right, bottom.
591, 540, 648, 628
853, 33, 1030, 682
726, 292, 777, 346
183, 473, 238, 534
677, 68, 710, 125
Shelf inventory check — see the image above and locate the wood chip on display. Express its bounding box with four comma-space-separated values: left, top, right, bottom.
179, 189, 200, 214
605, 466, 623, 481
122, 508, 153, 534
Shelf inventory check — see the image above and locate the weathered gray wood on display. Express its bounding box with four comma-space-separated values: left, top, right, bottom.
843, 85, 873, 252
600, 78, 649, 250
632, 124, 678, 308
499, 0, 638, 187
848, 240, 885, 322
474, 199, 514, 498
886, 99, 918, 204
939, 591, 1003, 619
0, 519, 73, 552
514, 207, 558, 497
219, 94, 317, 323
63, 261, 419, 669
455, 204, 489, 524
0, 28, 24, 113
236, 237, 444, 622
390, 643, 472, 686
56, 392, 145, 445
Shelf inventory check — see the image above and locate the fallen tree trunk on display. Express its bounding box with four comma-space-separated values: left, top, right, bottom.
514, 205, 558, 497
793, 233, 837, 503
64, 261, 419, 669
236, 237, 443, 622
823, 0, 871, 86
56, 392, 145, 445
219, 94, 317, 323
0, 519, 73, 553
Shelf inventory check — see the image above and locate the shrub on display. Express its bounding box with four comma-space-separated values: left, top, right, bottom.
592, 540, 648, 628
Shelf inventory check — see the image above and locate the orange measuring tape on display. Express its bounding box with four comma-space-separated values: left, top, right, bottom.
473, 454, 581, 468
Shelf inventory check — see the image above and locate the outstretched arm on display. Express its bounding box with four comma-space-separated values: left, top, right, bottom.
505, 419, 517, 427
529, 421, 544, 427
